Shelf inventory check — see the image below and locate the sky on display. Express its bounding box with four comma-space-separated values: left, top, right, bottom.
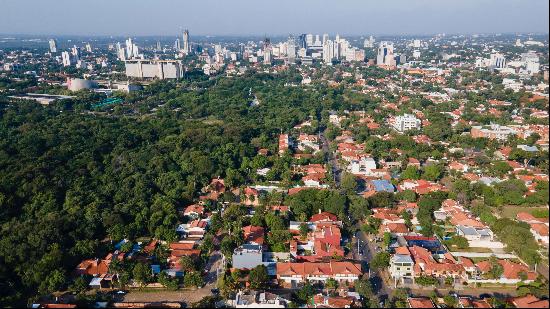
1, 0, 548, 36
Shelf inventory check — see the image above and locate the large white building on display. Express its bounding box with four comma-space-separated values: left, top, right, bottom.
322, 40, 335, 64
61, 51, 73, 67
391, 114, 421, 132
490, 53, 506, 68
49, 39, 57, 53
182, 29, 191, 54
125, 59, 184, 79
377, 41, 396, 66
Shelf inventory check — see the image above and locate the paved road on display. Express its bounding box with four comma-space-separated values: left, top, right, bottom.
320, 131, 341, 187
354, 229, 392, 302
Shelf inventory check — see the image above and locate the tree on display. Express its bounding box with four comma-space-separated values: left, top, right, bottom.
490, 161, 512, 177
415, 275, 438, 286
184, 271, 204, 288
422, 164, 444, 181
296, 282, 314, 304
487, 256, 503, 279
39, 269, 66, 294
396, 190, 417, 202
248, 265, 269, 289
299, 223, 309, 238
348, 195, 371, 222
179, 256, 198, 272
370, 252, 390, 270
443, 294, 458, 307
362, 217, 382, 235
341, 173, 358, 193
355, 277, 374, 299
447, 235, 469, 249
69, 276, 89, 294
383, 232, 392, 249
158, 271, 179, 290
325, 278, 338, 290
401, 166, 420, 180
133, 262, 152, 287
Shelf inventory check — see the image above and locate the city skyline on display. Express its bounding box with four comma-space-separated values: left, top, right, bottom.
1, 0, 549, 36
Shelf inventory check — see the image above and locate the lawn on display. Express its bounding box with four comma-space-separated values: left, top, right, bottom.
499, 206, 549, 219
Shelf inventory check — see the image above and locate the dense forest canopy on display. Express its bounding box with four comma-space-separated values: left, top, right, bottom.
0, 73, 337, 305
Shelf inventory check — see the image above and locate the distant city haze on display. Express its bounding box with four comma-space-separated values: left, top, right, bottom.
1, 0, 549, 36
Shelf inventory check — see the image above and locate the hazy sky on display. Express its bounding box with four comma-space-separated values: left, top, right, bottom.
1, 0, 548, 36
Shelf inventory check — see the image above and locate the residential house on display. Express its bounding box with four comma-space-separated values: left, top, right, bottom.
183, 204, 204, 219
407, 297, 436, 308
231, 291, 288, 308
276, 261, 362, 288
243, 225, 265, 246
389, 247, 415, 284
312, 294, 360, 308
232, 244, 264, 270
509, 295, 549, 308
476, 259, 537, 284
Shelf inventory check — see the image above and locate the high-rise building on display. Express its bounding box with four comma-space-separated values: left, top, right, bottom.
126, 38, 134, 58
322, 34, 329, 45
156, 41, 161, 51
323, 40, 335, 64
116, 42, 126, 61
490, 53, 506, 68
377, 41, 396, 66
306, 34, 314, 47
364, 36, 375, 48
70, 45, 80, 63
183, 29, 191, 54
287, 37, 296, 63
298, 34, 307, 49
314, 34, 321, 46
263, 38, 272, 65
61, 51, 72, 67
49, 39, 57, 53
85, 43, 92, 53
413, 39, 421, 48
175, 38, 181, 51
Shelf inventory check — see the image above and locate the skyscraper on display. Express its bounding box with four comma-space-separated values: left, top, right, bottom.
298, 34, 307, 49
61, 51, 72, 66
377, 41, 395, 66
323, 40, 335, 64
126, 38, 134, 59
306, 34, 314, 47
364, 36, 375, 48
490, 53, 506, 68
263, 38, 272, 65
116, 42, 126, 61
49, 39, 57, 53
322, 34, 329, 45
175, 38, 181, 51
183, 29, 191, 54
71, 45, 80, 61
287, 37, 296, 63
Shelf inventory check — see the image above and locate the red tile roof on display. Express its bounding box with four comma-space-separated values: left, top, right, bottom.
408, 297, 435, 308
510, 295, 550, 308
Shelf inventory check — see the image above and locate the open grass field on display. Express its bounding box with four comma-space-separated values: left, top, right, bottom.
499, 206, 548, 219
